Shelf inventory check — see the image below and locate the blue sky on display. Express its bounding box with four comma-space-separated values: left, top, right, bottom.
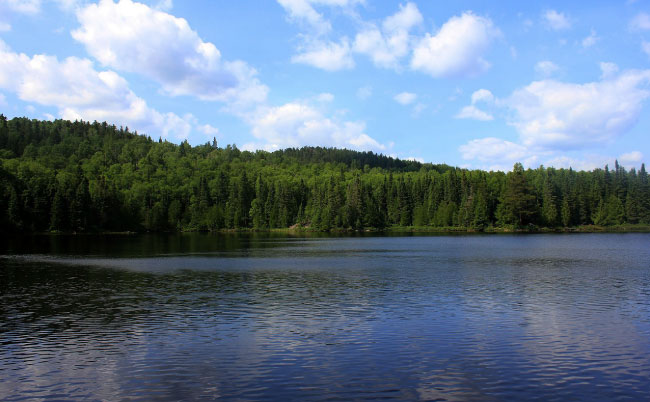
1, 0, 650, 171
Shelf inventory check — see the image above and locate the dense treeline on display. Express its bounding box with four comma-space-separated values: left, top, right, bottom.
1, 115, 649, 233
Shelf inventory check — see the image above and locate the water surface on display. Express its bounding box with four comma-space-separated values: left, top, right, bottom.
1, 233, 650, 401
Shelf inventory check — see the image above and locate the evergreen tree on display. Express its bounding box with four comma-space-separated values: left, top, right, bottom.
561, 197, 571, 227
50, 188, 67, 231
1, 116, 649, 233
499, 163, 537, 226
541, 180, 558, 227
472, 191, 489, 230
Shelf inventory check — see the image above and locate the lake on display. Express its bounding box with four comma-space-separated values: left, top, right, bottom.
1, 233, 650, 401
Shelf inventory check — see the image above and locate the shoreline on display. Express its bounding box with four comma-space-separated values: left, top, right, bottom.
10, 224, 650, 235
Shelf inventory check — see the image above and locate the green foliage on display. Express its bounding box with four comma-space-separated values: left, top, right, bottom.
0, 116, 648, 233
498, 163, 537, 226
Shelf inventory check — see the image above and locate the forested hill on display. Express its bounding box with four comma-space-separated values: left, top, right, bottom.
1, 115, 649, 233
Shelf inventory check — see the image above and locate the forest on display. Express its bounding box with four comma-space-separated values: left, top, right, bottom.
1, 115, 649, 233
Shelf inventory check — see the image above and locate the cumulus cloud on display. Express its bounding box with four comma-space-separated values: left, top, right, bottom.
0, 0, 41, 14
459, 137, 527, 162
278, 0, 331, 35
600, 62, 619, 79
244, 101, 386, 152
411, 102, 426, 117
471, 88, 493, 104
455, 105, 493, 121
544, 153, 645, 171
356, 85, 372, 100
642, 41, 650, 57
197, 123, 219, 138
154, 0, 172, 11
455, 89, 494, 121
582, 29, 598, 48
278, 0, 365, 71
459, 137, 530, 170
316, 92, 334, 102
619, 151, 643, 164
353, 2, 422, 69
543, 10, 571, 31
535, 60, 559, 77
459, 68, 650, 170
507, 70, 650, 150
630, 12, 650, 31
394, 91, 417, 105
0, 22, 10, 31
411, 12, 499, 78
0, 0, 84, 14
383, 1, 422, 32
460, 139, 645, 172
291, 38, 355, 71
0, 40, 194, 140
277, 0, 362, 35
72, 0, 268, 106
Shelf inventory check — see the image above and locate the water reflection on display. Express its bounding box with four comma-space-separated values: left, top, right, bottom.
1, 234, 650, 400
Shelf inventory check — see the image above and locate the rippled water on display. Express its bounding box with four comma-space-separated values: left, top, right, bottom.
1, 233, 650, 401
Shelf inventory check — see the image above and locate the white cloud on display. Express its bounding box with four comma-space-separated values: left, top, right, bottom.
630, 12, 650, 31
470, 88, 493, 104
353, 28, 406, 69
277, 0, 363, 35
383, 1, 422, 32
542, 155, 606, 171
0, 40, 193, 140
245, 101, 386, 152
72, 0, 268, 106
455, 89, 494, 121
619, 151, 643, 164
411, 103, 426, 117
460, 67, 650, 170
316, 92, 334, 102
411, 12, 499, 78
54, 0, 83, 11
353, 2, 422, 69
0, 22, 10, 31
197, 123, 219, 137
356, 85, 372, 100
1, 0, 41, 14
459, 137, 529, 166
0, 93, 6, 106
535, 60, 559, 77
507, 70, 650, 150
0, 0, 84, 14
455, 105, 493, 121
291, 38, 354, 71
460, 141, 643, 172
544, 153, 646, 171
154, 0, 172, 11
394, 91, 417, 105
600, 62, 619, 79
278, 0, 331, 35
543, 10, 571, 31
582, 29, 598, 48
642, 41, 650, 57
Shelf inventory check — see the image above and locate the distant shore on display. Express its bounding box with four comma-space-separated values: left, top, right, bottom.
15, 224, 650, 235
